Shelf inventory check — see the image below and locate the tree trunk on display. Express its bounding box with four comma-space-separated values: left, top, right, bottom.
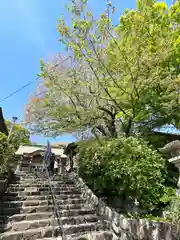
106, 113, 118, 138
125, 118, 132, 137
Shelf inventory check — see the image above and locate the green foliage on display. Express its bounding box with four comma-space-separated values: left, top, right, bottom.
158, 187, 176, 205
166, 196, 180, 224
0, 121, 30, 178
25, 0, 180, 140
0, 132, 15, 176
78, 137, 167, 211
126, 212, 172, 223
107, 0, 180, 134
163, 160, 179, 189
23, 0, 180, 215
150, 186, 176, 216
6, 121, 30, 150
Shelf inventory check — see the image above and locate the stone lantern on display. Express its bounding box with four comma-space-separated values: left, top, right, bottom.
159, 140, 180, 194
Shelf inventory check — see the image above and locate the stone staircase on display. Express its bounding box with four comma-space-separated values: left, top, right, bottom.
0, 171, 113, 240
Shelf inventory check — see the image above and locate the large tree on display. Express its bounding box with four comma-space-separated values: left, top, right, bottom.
25, 57, 121, 138
25, 0, 180, 138
107, 0, 180, 136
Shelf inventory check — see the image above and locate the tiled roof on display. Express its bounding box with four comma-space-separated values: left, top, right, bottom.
51, 142, 70, 147
15, 145, 67, 158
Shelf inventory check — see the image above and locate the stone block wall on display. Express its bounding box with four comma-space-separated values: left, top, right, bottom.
70, 172, 180, 240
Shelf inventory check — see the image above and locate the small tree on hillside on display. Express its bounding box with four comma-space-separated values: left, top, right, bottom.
0, 132, 15, 176
6, 121, 30, 150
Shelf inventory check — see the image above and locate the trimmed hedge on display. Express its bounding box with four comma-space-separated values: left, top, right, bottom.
77, 137, 174, 212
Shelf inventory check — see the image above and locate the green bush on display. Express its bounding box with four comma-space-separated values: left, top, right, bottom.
166, 196, 180, 224
78, 137, 169, 211
0, 132, 15, 177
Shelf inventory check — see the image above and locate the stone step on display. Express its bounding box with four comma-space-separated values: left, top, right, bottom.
9, 183, 75, 188
35, 231, 113, 240
13, 182, 74, 187
14, 172, 30, 176
15, 174, 69, 179
0, 203, 92, 214
0, 205, 53, 215
20, 167, 33, 171
0, 201, 89, 211
36, 238, 62, 240
0, 222, 105, 240
14, 171, 27, 175
1, 198, 86, 207
4, 190, 81, 197
15, 172, 68, 177
0, 171, 111, 240
0, 213, 98, 225
21, 164, 30, 167
0, 212, 54, 222
3, 194, 82, 201
16, 178, 74, 184
0, 226, 55, 240
0, 215, 99, 233
0, 208, 96, 219
65, 231, 113, 240
24, 176, 71, 179
6, 186, 79, 192
17, 173, 68, 177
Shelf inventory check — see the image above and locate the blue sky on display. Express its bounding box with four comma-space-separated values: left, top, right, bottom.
0, 0, 173, 144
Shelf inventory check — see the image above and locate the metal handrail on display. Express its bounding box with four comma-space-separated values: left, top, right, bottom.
27, 146, 68, 240
28, 160, 67, 239
45, 167, 67, 240
37, 148, 68, 240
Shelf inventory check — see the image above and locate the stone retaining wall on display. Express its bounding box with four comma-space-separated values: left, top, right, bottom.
70, 172, 180, 240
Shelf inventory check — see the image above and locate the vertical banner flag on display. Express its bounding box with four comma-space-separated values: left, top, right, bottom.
44, 141, 51, 165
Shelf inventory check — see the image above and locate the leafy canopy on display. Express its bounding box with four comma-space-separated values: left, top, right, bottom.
25, 0, 180, 139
